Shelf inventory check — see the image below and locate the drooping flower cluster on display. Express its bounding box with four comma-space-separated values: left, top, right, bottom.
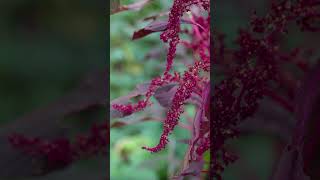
160, 0, 209, 74
112, 0, 210, 155
142, 60, 208, 152
8, 122, 108, 172
111, 0, 210, 178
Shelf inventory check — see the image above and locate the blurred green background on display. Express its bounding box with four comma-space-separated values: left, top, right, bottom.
0, 0, 106, 125
0, 0, 107, 179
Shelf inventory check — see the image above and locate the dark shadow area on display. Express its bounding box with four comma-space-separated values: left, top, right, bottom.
212, 0, 320, 179
0, 0, 108, 179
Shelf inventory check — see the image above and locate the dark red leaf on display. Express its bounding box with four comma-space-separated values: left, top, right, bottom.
154, 83, 201, 108
294, 62, 320, 179
154, 83, 178, 107
273, 62, 320, 180
132, 20, 169, 40
273, 148, 309, 180
132, 19, 205, 40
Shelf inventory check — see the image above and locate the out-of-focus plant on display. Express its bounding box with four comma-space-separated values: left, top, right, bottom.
212, 0, 320, 179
